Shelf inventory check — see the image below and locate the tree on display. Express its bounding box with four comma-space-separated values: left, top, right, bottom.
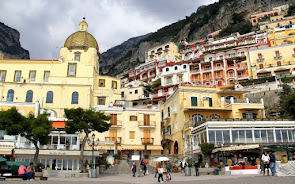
278, 84, 295, 119
0, 107, 52, 163
232, 13, 244, 24
64, 108, 111, 172
200, 143, 215, 166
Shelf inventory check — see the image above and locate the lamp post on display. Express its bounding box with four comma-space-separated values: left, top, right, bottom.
87, 133, 99, 169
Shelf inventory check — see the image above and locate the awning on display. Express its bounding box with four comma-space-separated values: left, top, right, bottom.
212, 144, 260, 153
121, 145, 145, 150
52, 121, 65, 128
0, 148, 13, 155
147, 145, 163, 150
274, 67, 289, 72
257, 70, 271, 74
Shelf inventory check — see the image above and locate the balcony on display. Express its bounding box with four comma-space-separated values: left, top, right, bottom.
141, 138, 154, 145
163, 133, 172, 140
202, 68, 212, 72
110, 120, 122, 128
213, 66, 224, 71
237, 75, 249, 80
257, 58, 265, 62
105, 137, 122, 144
138, 121, 156, 128
274, 55, 282, 60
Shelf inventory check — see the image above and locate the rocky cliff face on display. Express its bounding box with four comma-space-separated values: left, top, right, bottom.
0, 22, 30, 59
100, 0, 295, 77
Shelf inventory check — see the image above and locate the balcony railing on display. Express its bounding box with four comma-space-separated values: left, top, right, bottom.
19, 143, 79, 150
105, 137, 122, 144
213, 66, 224, 70
138, 121, 156, 128
141, 138, 154, 144
257, 58, 265, 62
274, 55, 282, 60
202, 68, 212, 72
110, 120, 122, 128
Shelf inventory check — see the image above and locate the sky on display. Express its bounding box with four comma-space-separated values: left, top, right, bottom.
0, 0, 218, 59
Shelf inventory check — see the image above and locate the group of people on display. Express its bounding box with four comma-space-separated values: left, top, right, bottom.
155, 161, 172, 183
261, 151, 276, 176
131, 158, 148, 177
18, 162, 35, 181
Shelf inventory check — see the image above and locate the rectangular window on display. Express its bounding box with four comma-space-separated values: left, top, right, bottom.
68, 63, 77, 77
112, 81, 117, 89
97, 97, 106, 105
74, 52, 81, 61
14, 71, 21, 82
259, 64, 264, 69
135, 89, 138, 94
191, 97, 198, 106
258, 53, 262, 58
99, 79, 105, 87
121, 92, 124, 98
209, 97, 213, 107
44, 71, 50, 82
29, 71, 36, 82
167, 107, 170, 117
130, 115, 137, 121
129, 131, 135, 139
0, 70, 6, 82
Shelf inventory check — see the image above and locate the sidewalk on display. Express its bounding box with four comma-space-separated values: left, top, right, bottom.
49, 173, 261, 183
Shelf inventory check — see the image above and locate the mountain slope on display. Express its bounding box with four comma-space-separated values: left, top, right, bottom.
0, 22, 30, 59
100, 0, 295, 77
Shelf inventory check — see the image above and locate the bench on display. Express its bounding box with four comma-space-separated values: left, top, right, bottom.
3, 175, 25, 181
35, 176, 48, 180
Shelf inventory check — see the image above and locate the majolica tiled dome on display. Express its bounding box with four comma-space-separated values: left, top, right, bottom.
64, 20, 99, 53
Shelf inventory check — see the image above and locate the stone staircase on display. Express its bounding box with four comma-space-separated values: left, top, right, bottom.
104, 160, 156, 175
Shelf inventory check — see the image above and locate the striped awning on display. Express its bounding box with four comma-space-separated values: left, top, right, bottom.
212, 144, 260, 153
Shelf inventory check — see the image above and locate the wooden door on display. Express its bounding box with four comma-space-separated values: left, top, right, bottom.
144, 130, 150, 143
144, 114, 150, 126
110, 129, 117, 141
110, 114, 117, 125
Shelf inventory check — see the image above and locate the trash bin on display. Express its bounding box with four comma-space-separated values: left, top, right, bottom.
89, 168, 97, 178
185, 167, 191, 176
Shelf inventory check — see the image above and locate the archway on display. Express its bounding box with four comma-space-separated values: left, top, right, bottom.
174, 141, 178, 155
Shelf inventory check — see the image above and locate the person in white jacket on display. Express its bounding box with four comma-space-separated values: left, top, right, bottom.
261, 151, 270, 176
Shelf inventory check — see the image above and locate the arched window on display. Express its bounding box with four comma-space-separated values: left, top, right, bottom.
6, 89, 14, 102
71, 92, 79, 104
46, 91, 53, 103
192, 114, 204, 126
209, 114, 221, 120
25, 90, 33, 102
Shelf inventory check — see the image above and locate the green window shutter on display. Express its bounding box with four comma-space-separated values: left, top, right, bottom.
191, 97, 198, 106
209, 98, 213, 107
242, 113, 247, 119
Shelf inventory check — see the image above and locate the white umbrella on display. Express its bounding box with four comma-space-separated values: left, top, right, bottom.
155, 156, 170, 162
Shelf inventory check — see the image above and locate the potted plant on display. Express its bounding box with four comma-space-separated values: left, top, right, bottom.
35, 162, 43, 177
113, 154, 120, 165
144, 154, 149, 164
185, 158, 193, 176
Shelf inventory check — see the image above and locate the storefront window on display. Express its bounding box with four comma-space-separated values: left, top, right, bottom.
254, 130, 260, 142
209, 131, 215, 144
53, 136, 58, 144
216, 131, 222, 144
63, 160, 67, 170
60, 136, 65, 144
73, 160, 78, 170
72, 137, 77, 145
267, 130, 274, 142
246, 130, 253, 143
68, 159, 73, 170
223, 130, 230, 143
232, 130, 238, 143
261, 130, 267, 142
276, 130, 282, 142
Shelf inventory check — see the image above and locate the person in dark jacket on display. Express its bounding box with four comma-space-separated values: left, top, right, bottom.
131, 162, 137, 177
269, 151, 276, 176
194, 161, 199, 176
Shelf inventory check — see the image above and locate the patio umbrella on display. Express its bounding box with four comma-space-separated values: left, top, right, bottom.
0, 156, 7, 163
155, 156, 169, 162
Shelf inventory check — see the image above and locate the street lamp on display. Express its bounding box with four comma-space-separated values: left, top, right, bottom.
87, 133, 99, 169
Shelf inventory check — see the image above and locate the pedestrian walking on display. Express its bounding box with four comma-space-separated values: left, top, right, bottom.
155, 162, 160, 178
157, 165, 164, 183
194, 160, 199, 176
131, 162, 136, 177
269, 151, 276, 176
262, 151, 270, 176
143, 162, 147, 175
166, 161, 172, 180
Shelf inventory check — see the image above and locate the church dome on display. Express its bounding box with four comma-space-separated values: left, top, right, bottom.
64, 19, 99, 53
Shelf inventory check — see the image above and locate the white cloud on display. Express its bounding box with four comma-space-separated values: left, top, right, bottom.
0, 0, 218, 59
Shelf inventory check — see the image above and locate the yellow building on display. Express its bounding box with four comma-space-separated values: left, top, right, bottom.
0, 20, 121, 119
267, 26, 295, 46
160, 85, 265, 156
146, 42, 180, 63
248, 43, 295, 79
90, 104, 162, 157
259, 15, 295, 31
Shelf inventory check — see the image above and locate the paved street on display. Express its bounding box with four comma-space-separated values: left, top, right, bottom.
2, 174, 295, 184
